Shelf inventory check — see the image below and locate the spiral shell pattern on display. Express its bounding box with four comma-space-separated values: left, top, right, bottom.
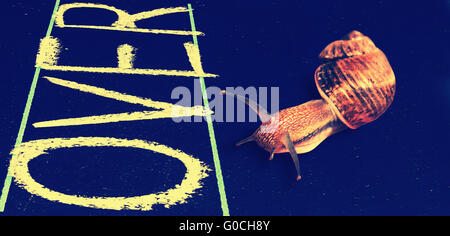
315, 31, 396, 129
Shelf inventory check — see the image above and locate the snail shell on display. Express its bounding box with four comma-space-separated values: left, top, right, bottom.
314, 31, 396, 129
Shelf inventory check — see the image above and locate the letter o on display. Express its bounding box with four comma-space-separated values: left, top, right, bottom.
8, 137, 210, 211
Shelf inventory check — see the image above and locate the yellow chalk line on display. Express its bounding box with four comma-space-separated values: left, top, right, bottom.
38, 65, 218, 77
33, 77, 211, 128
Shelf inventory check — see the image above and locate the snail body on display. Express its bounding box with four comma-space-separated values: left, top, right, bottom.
223, 31, 396, 181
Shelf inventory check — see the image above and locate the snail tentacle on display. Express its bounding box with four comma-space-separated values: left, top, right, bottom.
269, 148, 276, 160
280, 132, 302, 181
221, 90, 272, 123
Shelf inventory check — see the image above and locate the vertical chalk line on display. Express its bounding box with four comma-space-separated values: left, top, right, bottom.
187, 4, 230, 216
0, 0, 61, 213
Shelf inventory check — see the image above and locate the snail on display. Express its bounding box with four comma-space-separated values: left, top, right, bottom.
222, 30, 396, 181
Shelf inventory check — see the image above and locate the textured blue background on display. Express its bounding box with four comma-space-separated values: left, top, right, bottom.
0, 0, 449, 215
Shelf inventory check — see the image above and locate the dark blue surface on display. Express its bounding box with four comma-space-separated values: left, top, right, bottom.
0, 0, 449, 215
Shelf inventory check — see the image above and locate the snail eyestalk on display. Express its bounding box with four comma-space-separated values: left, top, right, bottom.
280, 132, 302, 181
269, 148, 275, 160
221, 90, 272, 123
